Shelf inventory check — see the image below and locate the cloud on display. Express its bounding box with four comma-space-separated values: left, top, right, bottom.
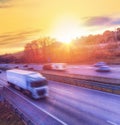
0, 4, 12, 8
84, 16, 120, 27
0, 29, 41, 51
0, 0, 13, 4
0, 0, 13, 8
84, 16, 111, 26
112, 18, 120, 25
0, 0, 10, 2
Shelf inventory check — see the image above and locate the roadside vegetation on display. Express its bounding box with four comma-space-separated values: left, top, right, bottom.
0, 102, 24, 125
0, 28, 120, 64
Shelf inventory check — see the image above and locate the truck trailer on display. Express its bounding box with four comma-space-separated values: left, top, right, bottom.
6, 69, 48, 99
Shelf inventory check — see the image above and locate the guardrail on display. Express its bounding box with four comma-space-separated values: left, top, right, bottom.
2, 86, 36, 125
3, 99, 34, 125
0, 85, 4, 102
40, 70, 120, 95
1, 65, 120, 95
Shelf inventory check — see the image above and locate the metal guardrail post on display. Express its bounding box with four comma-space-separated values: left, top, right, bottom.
0, 85, 4, 103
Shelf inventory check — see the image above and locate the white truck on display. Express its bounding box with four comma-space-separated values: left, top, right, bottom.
6, 69, 48, 99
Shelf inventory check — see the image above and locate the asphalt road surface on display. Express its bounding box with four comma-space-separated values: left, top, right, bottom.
0, 70, 120, 125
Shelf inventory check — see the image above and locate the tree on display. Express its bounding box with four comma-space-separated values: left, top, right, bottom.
116, 28, 120, 41
24, 37, 56, 63
37, 37, 56, 62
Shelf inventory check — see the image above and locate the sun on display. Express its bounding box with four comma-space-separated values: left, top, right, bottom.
50, 16, 82, 43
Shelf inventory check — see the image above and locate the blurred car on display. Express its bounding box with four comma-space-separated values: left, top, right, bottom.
52, 63, 66, 71
27, 67, 34, 70
43, 63, 66, 71
43, 64, 53, 70
95, 65, 111, 72
23, 64, 28, 67
94, 62, 106, 67
14, 65, 19, 68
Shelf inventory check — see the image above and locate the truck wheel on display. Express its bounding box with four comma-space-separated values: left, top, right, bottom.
20, 88, 24, 92
21, 89, 26, 95
28, 91, 33, 99
24, 90, 33, 98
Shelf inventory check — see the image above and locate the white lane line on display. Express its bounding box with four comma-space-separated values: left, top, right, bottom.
6, 87, 68, 125
0, 79, 6, 85
107, 120, 118, 125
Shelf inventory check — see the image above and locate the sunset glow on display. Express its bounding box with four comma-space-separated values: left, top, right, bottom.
49, 16, 82, 43
0, 0, 120, 54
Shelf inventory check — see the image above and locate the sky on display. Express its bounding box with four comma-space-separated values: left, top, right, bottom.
0, 0, 120, 55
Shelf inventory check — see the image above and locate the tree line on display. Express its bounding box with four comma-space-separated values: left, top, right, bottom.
1, 28, 120, 64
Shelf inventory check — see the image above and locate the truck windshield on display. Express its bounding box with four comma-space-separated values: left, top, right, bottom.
31, 80, 48, 87
29, 73, 43, 78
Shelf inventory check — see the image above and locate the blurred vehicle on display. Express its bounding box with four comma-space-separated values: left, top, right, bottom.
95, 65, 111, 72
43, 64, 53, 70
14, 65, 19, 68
6, 69, 48, 99
23, 64, 28, 67
52, 63, 66, 71
94, 62, 106, 67
27, 67, 34, 70
43, 63, 66, 71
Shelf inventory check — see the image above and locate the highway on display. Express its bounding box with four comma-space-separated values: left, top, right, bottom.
0, 70, 120, 125
67, 65, 120, 80
1, 63, 120, 80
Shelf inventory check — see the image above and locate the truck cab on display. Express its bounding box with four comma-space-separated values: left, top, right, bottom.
27, 73, 48, 98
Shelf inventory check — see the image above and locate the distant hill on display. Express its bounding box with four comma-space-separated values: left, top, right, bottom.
0, 51, 24, 63
12, 51, 24, 59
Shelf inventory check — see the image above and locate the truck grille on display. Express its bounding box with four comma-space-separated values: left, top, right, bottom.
38, 89, 46, 95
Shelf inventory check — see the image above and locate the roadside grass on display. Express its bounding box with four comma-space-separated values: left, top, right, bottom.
0, 103, 25, 125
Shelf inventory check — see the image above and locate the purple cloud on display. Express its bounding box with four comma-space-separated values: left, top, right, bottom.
84, 16, 120, 27
112, 18, 120, 25
84, 16, 111, 26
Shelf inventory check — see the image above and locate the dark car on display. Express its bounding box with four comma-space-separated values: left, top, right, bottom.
27, 67, 34, 70
43, 64, 53, 70
14, 65, 19, 68
23, 64, 28, 67
95, 65, 111, 72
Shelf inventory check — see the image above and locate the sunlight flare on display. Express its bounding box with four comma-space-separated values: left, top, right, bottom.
50, 16, 83, 43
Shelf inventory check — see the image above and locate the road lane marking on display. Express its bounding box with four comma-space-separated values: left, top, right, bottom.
0, 79, 7, 85
6, 87, 68, 125
107, 120, 118, 125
